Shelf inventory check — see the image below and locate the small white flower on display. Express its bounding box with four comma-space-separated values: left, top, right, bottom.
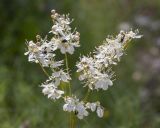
76, 102, 89, 119
47, 89, 64, 100
50, 60, 64, 68
86, 102, 97, 112
95, 77, 113, 90
127, 30, 143, 39
78, 74, 86, 81
59, 43, 75, 54
52, 70, 71, 83
86, 101, 105, 118
41, 82, 64, 100
24, 41, 40, 63
25, 41, 39, 54
90, 103, 97, 112
96, 106, 104, 118
63, 97, 76, 112
76, 56, 95, 72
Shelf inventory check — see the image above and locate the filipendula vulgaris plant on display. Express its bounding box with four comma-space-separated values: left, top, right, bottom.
24, 10, 142, 127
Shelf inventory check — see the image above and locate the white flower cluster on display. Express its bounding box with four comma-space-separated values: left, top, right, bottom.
63, 96, 104, 119
24, 39, 58, 67
41, 81, 64, 100
25, 9, 80, 66
24, 9, 142, 120
24, 36, 70, 100
50, 10, 80, 54
77, 30, 142, 90
40, 69, 71, 100
24, 10, 80, 101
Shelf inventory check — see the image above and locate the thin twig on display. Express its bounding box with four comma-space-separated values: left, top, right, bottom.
83, 89, 91, 101
38, 61, 50, 77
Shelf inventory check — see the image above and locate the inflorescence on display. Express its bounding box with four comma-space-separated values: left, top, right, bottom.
24, 9, 142, 119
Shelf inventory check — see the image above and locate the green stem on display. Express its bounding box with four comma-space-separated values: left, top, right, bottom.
71, 113, 76, 128
123, 40, 131, 50
65, 53, 71, 96
69, 112, 72, 128
64, 53, 73, 128
83, 89, 91, 101
38, 61, 50, 77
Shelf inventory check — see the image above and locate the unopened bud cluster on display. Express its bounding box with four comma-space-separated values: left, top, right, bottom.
24, 9, 142, 119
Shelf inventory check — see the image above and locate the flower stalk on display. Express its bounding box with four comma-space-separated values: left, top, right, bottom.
38, 60, 50, 77
65, 53, 72, 96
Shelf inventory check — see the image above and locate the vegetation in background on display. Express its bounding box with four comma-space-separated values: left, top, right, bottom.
0, 0, 160, 128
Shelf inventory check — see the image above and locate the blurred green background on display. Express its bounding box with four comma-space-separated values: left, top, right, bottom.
0, 0, 160, 128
